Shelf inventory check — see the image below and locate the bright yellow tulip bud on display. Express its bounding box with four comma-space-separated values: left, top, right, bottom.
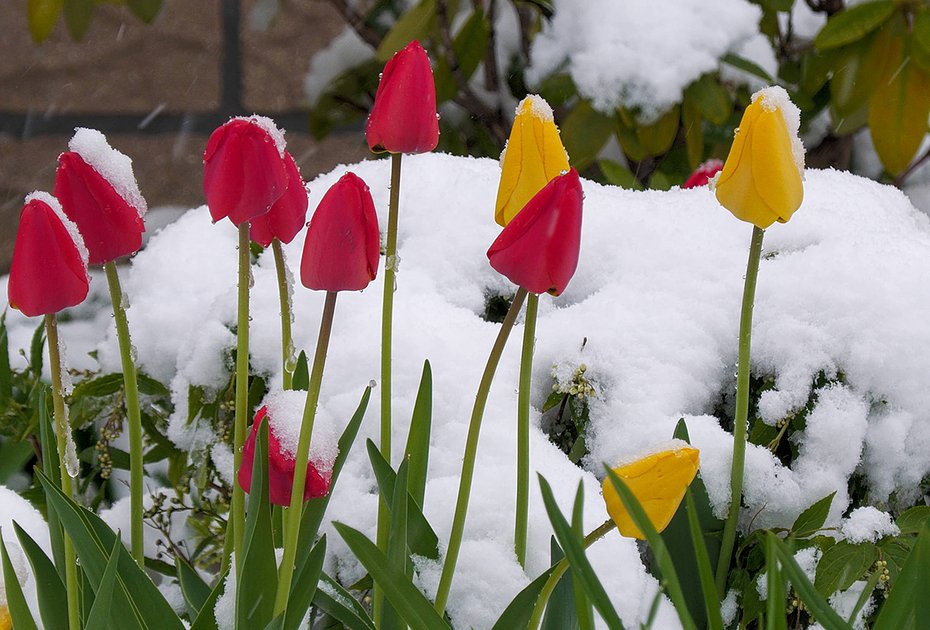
601, 443, 700, 540
713, 86, 805, 229
0, 605, 11, 630
495, 95, 570, 226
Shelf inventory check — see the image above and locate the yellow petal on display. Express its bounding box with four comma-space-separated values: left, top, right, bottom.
750, 108, 803, 224
495, 96, 570, 226
601, 445, 700, 540
0, 606, 10, 630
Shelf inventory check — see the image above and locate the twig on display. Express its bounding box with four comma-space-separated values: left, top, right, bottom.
326, 0, 383, 49
894, 145, 930, 187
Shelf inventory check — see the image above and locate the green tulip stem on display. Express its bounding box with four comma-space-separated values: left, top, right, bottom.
230, 223, 251, 575
271, 238, 295, 390
274, 291, 337, 616
375, 151, 402, 623
434, 287, 529, 615
515, 292, 539, 568
715, 225, 765, 594
104, 261, 145, 566
45, 314, 81, 630
527, 519, 615, 630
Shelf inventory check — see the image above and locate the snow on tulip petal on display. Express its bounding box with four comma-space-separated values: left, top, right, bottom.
54, 148, 146, 265
366, 40, 440, 155
203, 117, 290, 226
249, 150, 309, 247
601, 442, 700, 540
237, 407, 330, 507
8, 193, 90, 317
68, 128, 148, 217
495, 95, 570, 226
487, 168, 583, 296
300, 172, 380, 292
682, 158, 723, 189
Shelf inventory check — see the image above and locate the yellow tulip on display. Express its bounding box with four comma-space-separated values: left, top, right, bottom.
714, 86, 805, 229
0, 605, 10, 630
601, 444, 700, 539
495, 95, 570, 226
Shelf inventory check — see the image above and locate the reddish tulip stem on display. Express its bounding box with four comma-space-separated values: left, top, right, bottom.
274, 291, 337, 617
230, 223, 251, 575
515, 292, 539, 568
375, 151, 402, 622
45, 314, 81, 630
715, 225, 765, 595
434, 288, 528, 615
271, 238, 295, 390
104, 262, 145, 566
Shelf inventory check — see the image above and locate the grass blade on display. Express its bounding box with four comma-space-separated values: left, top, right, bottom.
1, 530, 38, 630
684, 491, 724, 630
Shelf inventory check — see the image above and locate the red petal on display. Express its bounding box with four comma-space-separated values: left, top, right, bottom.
249, 151, 309, 247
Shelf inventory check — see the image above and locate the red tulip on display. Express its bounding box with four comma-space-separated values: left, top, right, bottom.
249, 151, 309, 247
487, 168, 583, 296
203, 117, 290, 226
8, 192, 90, 317
300, 172, 380, 292
54, 129, 147, 265
237, 406, 330, 506
366, 40, 440, 154
682, 159, 723, 189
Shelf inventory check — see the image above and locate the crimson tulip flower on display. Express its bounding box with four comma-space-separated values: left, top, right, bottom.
487, 168, 583, 296
366, 40, 440, 154
8, 192, 89, 317
203, 116, 290, 226
54, 129, 147, 265
300, 172, 380, 292
249, 150, 309, 247
237, 406, 330, 506
682, 159, 724, 189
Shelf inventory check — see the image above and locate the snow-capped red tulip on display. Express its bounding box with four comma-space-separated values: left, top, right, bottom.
54, 128, 147, 265
495, 95, 570, 227
713, 86, 805, 228
203, 116, 290, 226
487, 168, 583, 296
682, 158, 723, 189
249, 150, 309, 247
238, 407, 330, 506
602, 444, 700, 540
8, 192, 90, 317
301, 172, 380, 292
366, 40, 439, 154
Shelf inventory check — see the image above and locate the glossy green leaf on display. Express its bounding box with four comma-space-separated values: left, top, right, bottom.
682, 97, 704, 169
176, 557, 211, 617
292, 351, 309, 391
829, 36, 880, 119
896, 505, 930, 535
637, 106, 680, 157
874, 525, 930, 630
1, 532, 38, 630
914, 11, 930, 72
814, 0, 895, 50
769, 534, 851, 630
312, 572, 376, 630
562, 101, 614, 170
28, 0, 64, 42
815, 541, 878, 596
63, 0, 94, 40
85, 537, 123, 629
434, 10, 490, 104
13, 522, 68, 630
404, 360, 432, 508
126, 0, 163, 22
791, 491, 835, 538
721, 53, 774, 83
598, 159, 643, 190
685, 75, 730, 126
869, 53, 930, 176
377, 0, 436, 61
334, 523, 450, 630
284, 536, 327, 630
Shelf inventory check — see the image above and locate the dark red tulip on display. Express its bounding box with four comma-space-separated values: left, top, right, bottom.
249, 151, 309, 247
54, 130, 147, 265
487, 168, 583, 296
203, 117, 290, 226
366, 40, 440, 154
8, 193, 89, 317
300, 172, 380, 292
237, 406, 330, 507
682, 159, 723, 189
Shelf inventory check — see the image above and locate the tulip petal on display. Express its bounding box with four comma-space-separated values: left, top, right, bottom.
249, 151, 309, 247
750, 109, 804, 224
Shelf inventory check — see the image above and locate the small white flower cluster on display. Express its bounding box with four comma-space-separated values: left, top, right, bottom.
551, 362, 596, 399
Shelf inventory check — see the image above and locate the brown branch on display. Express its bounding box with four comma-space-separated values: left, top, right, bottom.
326, 0, 383, 49
894, 145, 930, 188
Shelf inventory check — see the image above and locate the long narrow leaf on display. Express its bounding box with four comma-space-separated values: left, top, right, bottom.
176, 556, 211, 618
541, 538, 577, 630
1, 531, 38, 630
85, 537, 124, 629
382, 460, 411, 630
404, 360, 432, 507
684, 491, 724, 630
189, 566, 230, 630
491, 565, 558, 630
571, 487, 594, 630
874, 524, 930, 630
765, 534, 787, 630
37, 387, 66, 576
313, 572, 376, 630
13, 522, 68, 630
283, 536, 327, 630
769, 534, 848, 630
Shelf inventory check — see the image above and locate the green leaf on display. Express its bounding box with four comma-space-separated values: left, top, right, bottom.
237, 417, 277, 628
28, 0, 64, 42
637, 106, 680, 157
829, 35, 881, 120
404, 360, 432, 508
434, 10, 490, 104
814, 0, 895, 50
0, 441, 36, 483
312, 572, 376, 630
682, 491, 724, 630
914, 11, 930, 72
176, 557, 211, 618
570, 493, 593, 630
538, 477, 624, 628
896, 505, 930, 535
36, 388, 65, 576
874, 525, 930, 630
85, 537, 123, 629
0, 313, 12, 405
765, 533, 788, 630
29, 322, 45, 378
562, 101, 615, 170
791, 492, 835, 538
869, 50, 930, 176
189, 567, 229, 630
541, 538, 577, 630
283, 536, 327, 630
815, 541, 878, 596
63, 0, 94, 40
1, 532, 39, 630
491, 566, 557, 629
682, 98, 704, 169
721, 53, 774, 83
769, 534, 849, 630
598, 159, 643, 190
13, 522, 68, 630
382, 459, 411, 630
334, 523, 450, 630
685, 74, 731, 126
292, 351, 309, 391
126, 0, 163, 22
377, 0, 437, 61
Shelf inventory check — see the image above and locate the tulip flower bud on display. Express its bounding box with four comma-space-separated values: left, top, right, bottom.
237, 407, 331, 506
249, 150, 309, 247
203, 116, 290, 226
487, 168, 583, 296
495, 95, 570, 226
8, 192, 90, 317
300, 172, 380, 292
54, 128, 147, 265
366, 40, 440, 155
601, 443, 700, 540
682, 159, 723, 189
713, 86, 805, 229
